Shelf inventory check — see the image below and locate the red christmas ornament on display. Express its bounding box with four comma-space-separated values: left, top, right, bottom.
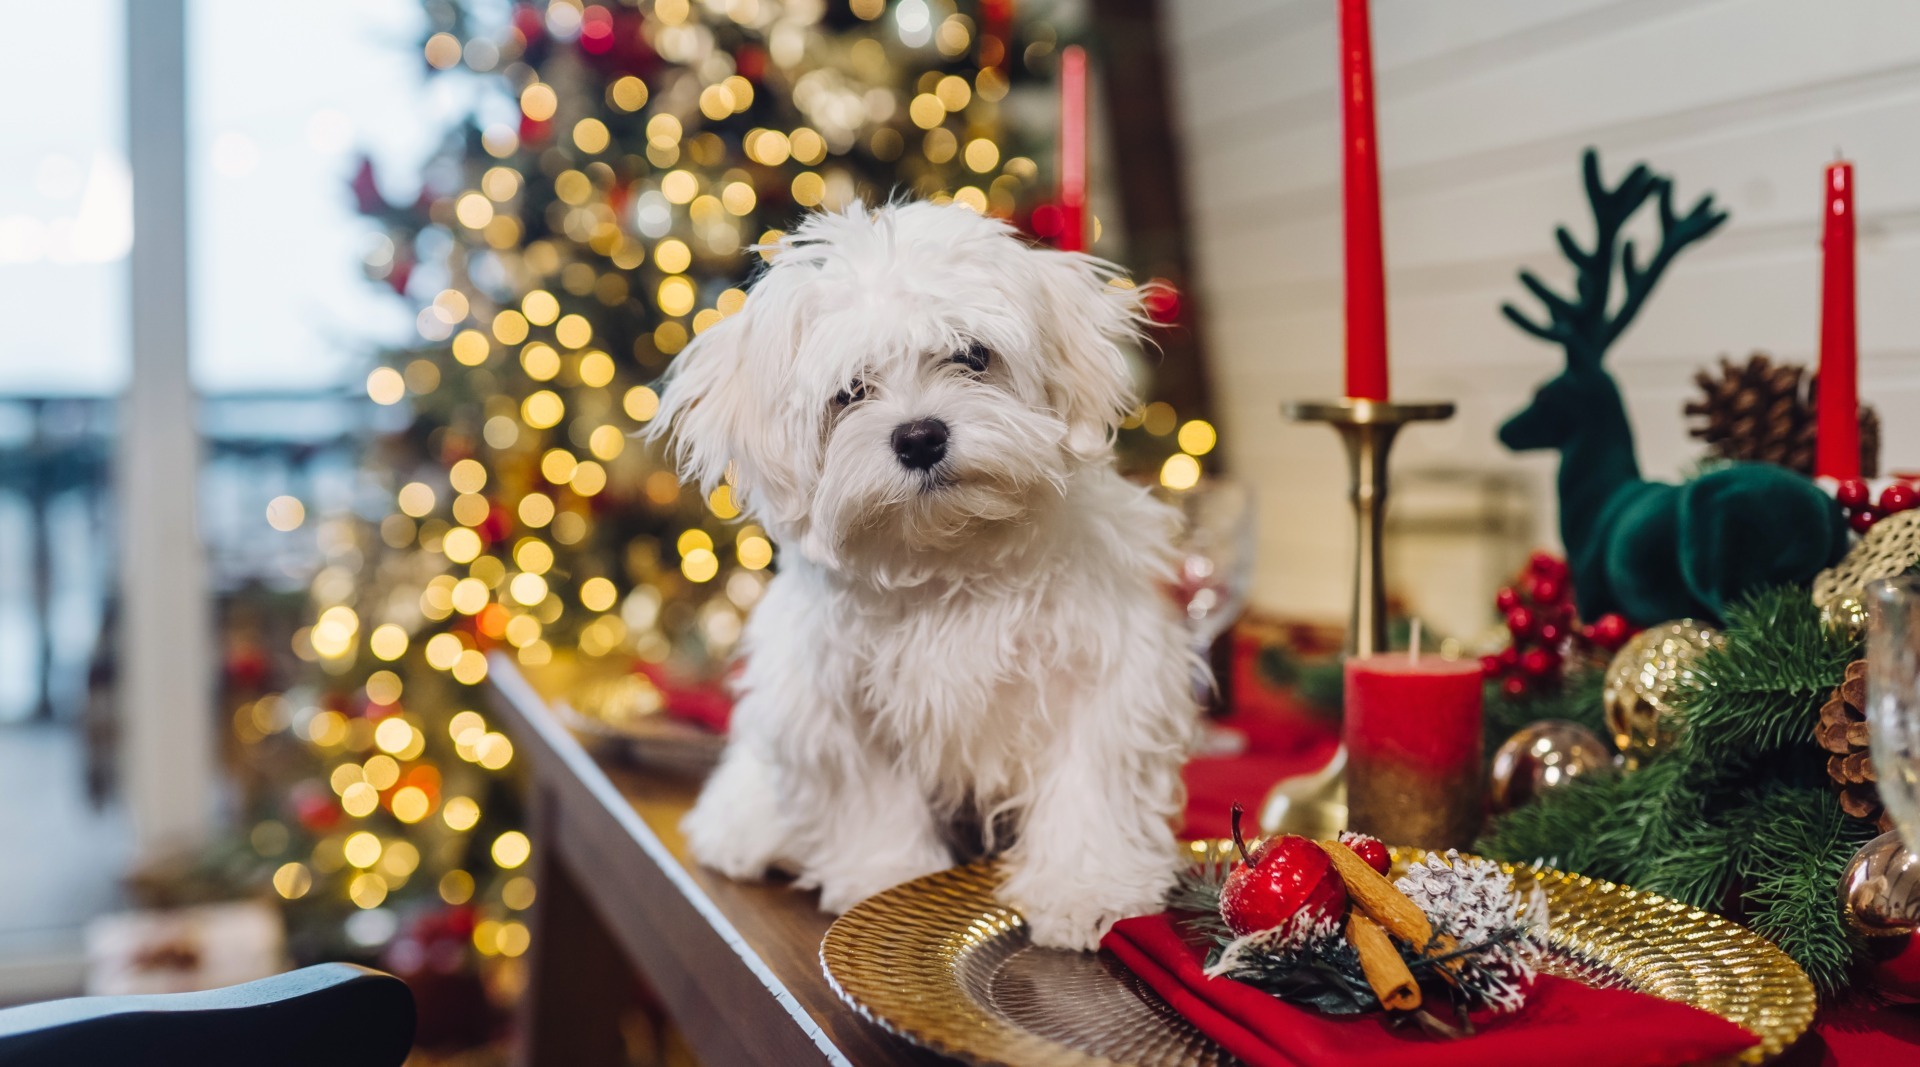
511, 3, 544, 45
1532, 576, 1564, 605
1337, 831, 1391, 875
1506, 606, 1537, 640
1851, 508, 1882, 533
1142, 279, 1182, 325
1521, 647, 1558, 677
1588, 613, 1630, 649
1536, 621, 1565, 645
1219, 806, 1347, 937
1502, 676, 1528, 698
1880, 483, 1918, 514
1494, 586, 1521, 613
1529, 551, 1569, 583
1497, 645, 1521, 670
1029, 202, 1066, 240
290, 783, 341, 833
1837, 478, 1872, 510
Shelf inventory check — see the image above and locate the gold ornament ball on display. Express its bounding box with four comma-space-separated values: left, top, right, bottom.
1841, 830, 1920, 937
1489, 720, 1616, 813
1602, 618, 1724, 766
1820, 595, 1870, 642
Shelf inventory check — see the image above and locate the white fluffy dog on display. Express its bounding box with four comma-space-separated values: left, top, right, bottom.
651, 201, 1196, 950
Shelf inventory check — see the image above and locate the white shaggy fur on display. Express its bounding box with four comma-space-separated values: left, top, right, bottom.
650, 201, 1197, 950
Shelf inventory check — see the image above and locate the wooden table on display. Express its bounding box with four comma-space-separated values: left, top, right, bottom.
485, 654, 948, 1067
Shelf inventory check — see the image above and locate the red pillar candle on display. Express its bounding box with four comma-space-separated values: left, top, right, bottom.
1057, 45, 1088, 253
1343, 655, 1484, 848
1339, 0, 1389, 401
1817, 160, 1859, 481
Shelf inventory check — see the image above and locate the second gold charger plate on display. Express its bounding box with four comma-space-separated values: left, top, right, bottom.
820, 841, 1815, 1067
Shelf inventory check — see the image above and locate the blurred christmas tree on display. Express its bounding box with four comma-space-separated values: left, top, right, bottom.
226, 0, 1226, 1023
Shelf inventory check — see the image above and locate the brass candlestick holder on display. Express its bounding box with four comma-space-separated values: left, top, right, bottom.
1283, 398, 1456, 656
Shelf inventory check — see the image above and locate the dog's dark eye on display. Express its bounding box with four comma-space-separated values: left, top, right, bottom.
833, 378, 868, 407
951, 343, 991, 375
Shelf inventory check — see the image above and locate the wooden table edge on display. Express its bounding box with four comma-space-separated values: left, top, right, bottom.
486, 652, 874, 1067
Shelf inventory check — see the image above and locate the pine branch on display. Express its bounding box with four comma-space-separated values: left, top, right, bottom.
1483, 667, 1608, 762
1736, 785, 1874, 994
1672, 586, 1857, 769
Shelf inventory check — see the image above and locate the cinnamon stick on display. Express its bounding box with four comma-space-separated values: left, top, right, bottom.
1346, 913, 1421, 1011
1316, 840, 1432, 946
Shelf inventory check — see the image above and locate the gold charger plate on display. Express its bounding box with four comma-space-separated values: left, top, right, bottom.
821, 842, 1815, 1066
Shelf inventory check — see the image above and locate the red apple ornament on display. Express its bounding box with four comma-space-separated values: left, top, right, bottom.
1219, 805, 1348, 937
1337, 831, 1391, 875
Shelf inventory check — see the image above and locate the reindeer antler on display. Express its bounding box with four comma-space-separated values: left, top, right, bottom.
1503, 148, 1728, 368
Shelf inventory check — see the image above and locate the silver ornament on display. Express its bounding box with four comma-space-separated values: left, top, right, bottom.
1841, 830, 1920, 937
1488, 720, 1615, 814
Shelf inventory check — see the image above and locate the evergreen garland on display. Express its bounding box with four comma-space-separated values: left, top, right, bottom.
1482, 665, 1606, 760
1478, 586, 1872, 994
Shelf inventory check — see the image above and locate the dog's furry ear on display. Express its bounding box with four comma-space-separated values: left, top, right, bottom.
645, 310, 751, 496
1024, 249, 1146, 459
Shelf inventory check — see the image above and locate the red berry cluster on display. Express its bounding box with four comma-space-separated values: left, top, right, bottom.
1481, 552, 1632, 698
1835, 478, 1919, 533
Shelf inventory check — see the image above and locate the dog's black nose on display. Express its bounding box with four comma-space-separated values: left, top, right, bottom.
891, 418, 949, 470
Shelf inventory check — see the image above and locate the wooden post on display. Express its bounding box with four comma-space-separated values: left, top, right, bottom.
517, 787, 634, 1067
123, 0, 214, 855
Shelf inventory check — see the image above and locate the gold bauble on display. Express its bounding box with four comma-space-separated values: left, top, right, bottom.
1602, 619, 1724, 765
1820, 594, 1871, 643
1488, 720, 1616, 813
1841, 830, 1920, 937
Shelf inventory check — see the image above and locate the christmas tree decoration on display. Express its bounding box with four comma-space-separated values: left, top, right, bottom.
1482, 587, 1869, 993
1683, 353, 1878, 476
1813, 508, 1920, 612
1816, 659, 1892, 829
1841, 831, 1920, 938
1499, 148, 1847, 626
1487, 721, 1614, 815
1600, 619, 1723, 766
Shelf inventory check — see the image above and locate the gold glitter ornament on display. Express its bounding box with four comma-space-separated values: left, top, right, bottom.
1602, 619, 1724, 765
1820, 594, 1870, 642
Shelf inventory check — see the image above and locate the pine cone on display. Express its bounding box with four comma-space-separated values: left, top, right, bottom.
1818, 659, 1892, 831
1687, 353, 1878, 476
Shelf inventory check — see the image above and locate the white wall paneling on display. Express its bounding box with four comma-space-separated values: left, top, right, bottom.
1163, 0, 1920, 626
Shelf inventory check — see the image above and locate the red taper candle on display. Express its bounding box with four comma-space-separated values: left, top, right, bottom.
1339, 0, 1389, 400
1057, 45, 1088, 253
1816, 160, 1859, 481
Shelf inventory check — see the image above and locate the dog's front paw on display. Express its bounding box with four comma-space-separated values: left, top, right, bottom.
1002, 876, 1175, 952
811, 850, 955, 915
682, 750, 792, 881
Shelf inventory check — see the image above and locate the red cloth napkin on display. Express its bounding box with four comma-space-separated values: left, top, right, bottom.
1102, 913, 1759, 1067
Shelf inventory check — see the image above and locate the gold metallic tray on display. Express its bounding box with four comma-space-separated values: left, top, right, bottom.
821, 842, 1815, 1066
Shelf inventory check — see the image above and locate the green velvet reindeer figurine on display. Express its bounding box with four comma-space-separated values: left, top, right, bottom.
1500, 149, 1847, 626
